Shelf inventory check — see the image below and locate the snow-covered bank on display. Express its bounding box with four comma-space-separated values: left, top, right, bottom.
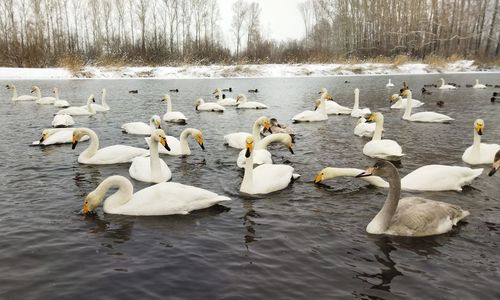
1, 60, 499, 79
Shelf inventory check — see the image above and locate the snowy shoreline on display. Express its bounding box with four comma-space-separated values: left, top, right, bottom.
1, 60, 499, 80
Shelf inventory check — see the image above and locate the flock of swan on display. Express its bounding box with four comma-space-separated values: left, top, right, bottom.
8, 78, 500, 237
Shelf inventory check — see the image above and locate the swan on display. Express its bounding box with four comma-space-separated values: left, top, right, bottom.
72, 127, 148, 164
402, 91, 453, 123
52, 87, 70, 108
90, 88, 110, 111
33, 128, 89, 146
195, 98, 225, 112
213, 88, 237, 106
355, 160, 469, 236
473, 79, 487, 89
362, 112, 404, 160
236, 133, 294, 168
236, 94, 268, 109
122, 115, 162, 135
262, 118, 295, 138
31, 86, 56, 104
240, 136, 299, 194
146, 128, 205, 155
82, 175, 230, 216
389, 94, 424, 109
129, 129, 172, 183
350, 88, 371, 117
162, 94, 187, 124
292, 91, 328, 122
317, 88, 351, 115
56, 95, 96, 116
315, 165, 483, 192
439, 78, 457, 90
462, 119, 500, 164
51, 114, 74, 127
224, 116, 271, 149
354, 117, 376, 138
489, 150, 500, 176
6, 84, 37, 101
386, 79, 394, 87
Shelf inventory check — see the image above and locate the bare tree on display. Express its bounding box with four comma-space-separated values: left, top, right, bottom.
232, 0, 248, 60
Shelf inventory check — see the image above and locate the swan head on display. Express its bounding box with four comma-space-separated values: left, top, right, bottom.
270, 118, 279, 126
389, 94, 400, 103
5, 84, 13, 89
72, 129, 87, 149
194, 98, 204, 109
152, 129, 170, 151
315, 167, 340, 183
83, 191, 101, 214
190, 129, 205, 150
161, 94, 171, 102
150, 115, 161, 129
366, 112, 383, 123
39, 129, 50, 143
318, 87, 328, 94
236, 94, 246, 103
212, 88, 221, 94
31, 85, 40, 93
400, 89, 411, 98
52, 87, 58, 94
474, 119, 484, 135
489, 151, 500, 176
314, 99, 321, 110
245, 136, 254, 158
354, 88, 359, 95
356, 160, 397, 178
257, 116, 271, 130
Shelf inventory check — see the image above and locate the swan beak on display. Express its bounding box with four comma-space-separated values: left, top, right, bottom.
160, 137, 170, 151
389, 95, 397, 103
489, 161, 500, 176
82, 201, 91, 214
92, 97, 95, 103
288, 145, 294, 154
245, 142, 253, 158
39, 133, 48, 143
366, 114, 376, 122
314, 174, 323, 183
72, 135, 79, 149
326, 94, 334, 100
196, 135, 205, 150
356, 167, 374, 177
155, 120, 161, 129
475, 124, 483, 135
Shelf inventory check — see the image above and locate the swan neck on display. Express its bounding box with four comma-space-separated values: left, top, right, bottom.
372, 117, 384, 141
101, 90, 109, 108
241, 151, 254, 193
373, 169, 400, 231
11, 87, 18, 100
255, 134, 284, 150
166, 97, 172, 112
180, 129, 192, 155
34, 88, 41, 99
319, 97, 327, 117
54, 89, 60, 100
354, 90, 359, 110
96, 176, 134, 213
87, 98, 96, 114
471, 130, 481, 155
149, 138, 161, 182
252, 120, 263, 143
403, 93, 412, 118
79, 128, 99, 161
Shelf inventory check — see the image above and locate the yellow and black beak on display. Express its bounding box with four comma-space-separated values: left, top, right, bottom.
82, 200, 91, 214
160, 136, 171, 151
92, 97, 95, 103
196, 135, 205, 150
314, 173, 323, 183
326, 94, 334, 100
489, 158, 500, 176
288, 144, 294, 154
475, 124, 484, 135
72, 135, 78, 149
356, 167, 374, 178
245, 141, 253, 158
39, 133, 47, 143
366, 114, 376, 123
156, 120, 161, 129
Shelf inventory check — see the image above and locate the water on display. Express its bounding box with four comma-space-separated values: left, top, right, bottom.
1, 74, 499, 299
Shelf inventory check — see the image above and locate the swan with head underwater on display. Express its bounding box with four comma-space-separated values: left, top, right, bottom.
122, 115, 162, 135
402, 90, 453, 123
350, 88, 371, 117
439, 78, 457, 90
462, 119, 500, 165
31, 85, 56, 104
236, 133, 294, 168
489, 150, 500, 176
362, 112, 404, 160
240, 136, 300, 195
291, 90, 329, 122
56, 94, 96, 116
72, 127, 148, 164
213, 88, 237, 106
354, 160, 469, 236
235, 94, 268, 109
129, 129, 172, 183
82, 175, 230, 216
224, 116, 271, 149
195, 98, 225, 112
6, 84, 37, 101
145, 128, 205, 155
317, 88, 352, 115
33, 128, 89, 146
162, 94, 187, 124
52, 87, 70, 108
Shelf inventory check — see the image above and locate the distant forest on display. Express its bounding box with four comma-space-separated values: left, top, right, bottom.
0, 0, 498, 68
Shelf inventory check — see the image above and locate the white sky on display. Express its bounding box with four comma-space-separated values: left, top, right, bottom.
217, 0, 305, 43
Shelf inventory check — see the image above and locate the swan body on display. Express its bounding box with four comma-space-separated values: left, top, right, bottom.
386, 79, 394, 87
236, 94, 268, 109
53, 87, 70, 107
402, 91, 453, 123
162, 94, 187, 123
292, 90, 329, 122
236, 133, 293, 168
195, 98, 225, 112
90, 88, 110, 111
354, 117, 376, 138
33, 128, 89, 146
129, 129, 172, 183
72, 127, 148, 164
389, 94, 424, 109
83, 175, 230, 216
213, 88, 237, 106
324, 100, 352, 115
56, 95, 96, 116
31, 86, 56, 104
6, 84, 37, 101
462, 119, 500, 164
51, 114, 74, 127
145, 128, 204, 155
473, 79, 487, 89
362, 113, 403, 160
224, 116, 271, 149
350, 88, 371, 117
439, 78, 457, 89
122, 115, 161, 135
357, 160, 469, 236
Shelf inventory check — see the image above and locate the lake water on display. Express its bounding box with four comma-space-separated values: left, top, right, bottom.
1, 74, 499, 299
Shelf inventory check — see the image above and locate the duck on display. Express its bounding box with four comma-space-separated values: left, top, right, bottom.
213, 88, 237, 106
236, 133, 294, 168
162, 94, 187, 124
72, 127, 148, 164
52, 87, 70, 108
145, 128, 205, 155
389, 94, 424, 109
33, 128, 89, 146
473, 79, 487, 89
82, 175, 230, 216
317, 88, 352, 115
224, 116, 271, 149
194, 98, 225, 112
121, 115, 162, 135
292, 91, 328, 122
31, 86, 56, 104
169, 89, 179, 92
6, 84, 37, 101
236, 94, 268, 109
51, 114, 75, 127
362, 112, 404, 160
56, 95, 96, 116
402, 91, 453, 123
90, 88, 110, 112
386, 79, 394, 87
222, 87, 232, 92
315, 164, 483, 192
261, 118, 295, 139
129, 90, 139, 93
129, 129, 172, 183
354, 117, 376, 138
350, 88, 371, 117
354, 160, 469, 236
489, 150, 500, 176
248, 89, 258, 93
421, 87, 432, 95
439, 78, 457, 89
462, 119, 500, 165
240, 136, 299, 195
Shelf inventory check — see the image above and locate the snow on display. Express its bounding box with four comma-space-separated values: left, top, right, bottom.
0, 60, 498, 79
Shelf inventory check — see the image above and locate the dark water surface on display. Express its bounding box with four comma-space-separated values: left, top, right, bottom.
1, 74, 499, 299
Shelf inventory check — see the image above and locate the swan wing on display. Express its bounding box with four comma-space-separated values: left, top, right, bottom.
410, 112, 453, 123
199, 103, 225, 111
84, 145, 148, 164
122, 122, 151, 135
51, 114, 74, 127
354, 122, 375, 137
250, 164, 295, 194
363, 140, 404, 159
401, 165, 483, 191
325, 101, 352, 115
14, 95, 37, 101
292, 110, 326, 122
224, 132, 251, 149
217, 98, 237, 106
163, 111, 187, 122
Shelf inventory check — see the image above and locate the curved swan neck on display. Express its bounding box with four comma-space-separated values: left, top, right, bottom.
149, 137, 161, 182
241, 151, 254, 193
78, 128, 99, 160
256, 134, 288, 150
353, 89, 360, 110
252, 118, 266, 143
403, 91, 412, 118
95, 176, 134, 212
165, 96, 172, 112
372, 167, 400, 232
372, 115, 384, 141
101, 89, 109, 108
180, 128, 195, 155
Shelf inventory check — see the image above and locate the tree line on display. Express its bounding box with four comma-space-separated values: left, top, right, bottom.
0, 0, 498, 68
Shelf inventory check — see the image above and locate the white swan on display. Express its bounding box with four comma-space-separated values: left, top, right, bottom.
489, 150, 500, 176
224, 116, 271, 149
350, 88, 371, 117
292, 91, 328, 122
146, 128, 205, 155
236, 133, 294, 168
31, 86, 56, 104
6, 84, 37, 101
402, 91, 453, 123
53, 87, 70, 108
33, 128, 89, 146
72, 127, 148, 164
315, 165, 483, 192
162, 94, 187, 124
240, 136, 299, 194
82, 175, 230, 216
90, 88, 110, 111
236, 94, 268, 109
51, 114, 74, 127
317, 88, 351, 115
362, 112, 404, 160
56, 95, 96, 116
386, 79, 394, 87
462, 119, 500, 164
122, 115, 162, 135
473, 79, 487, 89
389, 94, 424, 109
129, 129, 172, 183
439, 78, 457, 89
213, 88, 237, 106
354, 117, 376, 138
195, 98, 225, 112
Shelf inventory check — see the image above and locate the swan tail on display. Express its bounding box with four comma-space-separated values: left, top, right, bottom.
292, 173, 301, 180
